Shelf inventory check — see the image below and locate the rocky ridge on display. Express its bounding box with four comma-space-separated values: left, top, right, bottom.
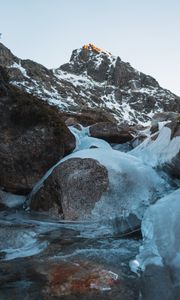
0, 42, 179, 125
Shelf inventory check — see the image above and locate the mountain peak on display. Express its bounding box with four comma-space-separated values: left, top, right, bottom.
0, 42, 179, 126
82, 43, 112, 55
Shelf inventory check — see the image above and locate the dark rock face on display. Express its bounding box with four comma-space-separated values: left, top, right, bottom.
167, 152, 180, 179
0, 43, 17, 66
165, 120, 180, 179
0, 67, 75, 194
89, 122, 135, 143
113, 57, 139, 88
0, 42, 179, 125
30, 158, 109, 220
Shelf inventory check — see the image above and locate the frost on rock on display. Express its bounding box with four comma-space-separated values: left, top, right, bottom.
136, 189, 180, 274
130, 126, 180, 167
61, 148, 167, 224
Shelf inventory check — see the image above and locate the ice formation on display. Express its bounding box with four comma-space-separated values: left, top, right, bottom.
28, 124, 172, 227
0, 229, 47, 261
69, 126, 111, 151
130, 126, 180, 167
136, 188, 180, 272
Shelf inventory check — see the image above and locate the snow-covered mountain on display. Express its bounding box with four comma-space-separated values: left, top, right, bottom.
0, 42, 179, 124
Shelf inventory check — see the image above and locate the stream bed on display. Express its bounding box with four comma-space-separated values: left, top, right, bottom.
0, 209, 141, 300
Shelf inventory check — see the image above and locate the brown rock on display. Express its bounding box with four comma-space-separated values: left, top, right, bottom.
30, 158, 109, 220
61, 110, 114, 126
0, 67, 75, 194
40, 261, 119, 297
65, 117, 82, 130
89, 122, 134, 143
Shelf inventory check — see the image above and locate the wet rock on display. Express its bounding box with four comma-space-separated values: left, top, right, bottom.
30, 158, 109, 220
0, 67, 75, 194
40, 261, 119, 297
141, 265, 174, 300
37, 260, 139, 299
89, 122, 135, 143
0, 257, 139, 300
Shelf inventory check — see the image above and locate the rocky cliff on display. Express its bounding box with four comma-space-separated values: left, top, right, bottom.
0, 42, 179, 125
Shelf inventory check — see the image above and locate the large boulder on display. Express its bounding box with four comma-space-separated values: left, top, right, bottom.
30, 158, 109, 219
89, 122, 135, 144
0, 67, 75, 194
29, 149, 165, 235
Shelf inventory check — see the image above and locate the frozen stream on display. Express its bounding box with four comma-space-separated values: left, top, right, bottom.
0, 124, 179, 300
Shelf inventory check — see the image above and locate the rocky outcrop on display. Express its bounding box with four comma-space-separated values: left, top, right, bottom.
166, 152, 180, 179
89, 122, 135, 143
0, 67, 75, 194
165, 120, 180, 179
30, 158, 109, 219
0, 42, 179, 125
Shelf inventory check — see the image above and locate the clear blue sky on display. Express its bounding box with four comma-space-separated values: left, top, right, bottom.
0, 0, 180, 95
